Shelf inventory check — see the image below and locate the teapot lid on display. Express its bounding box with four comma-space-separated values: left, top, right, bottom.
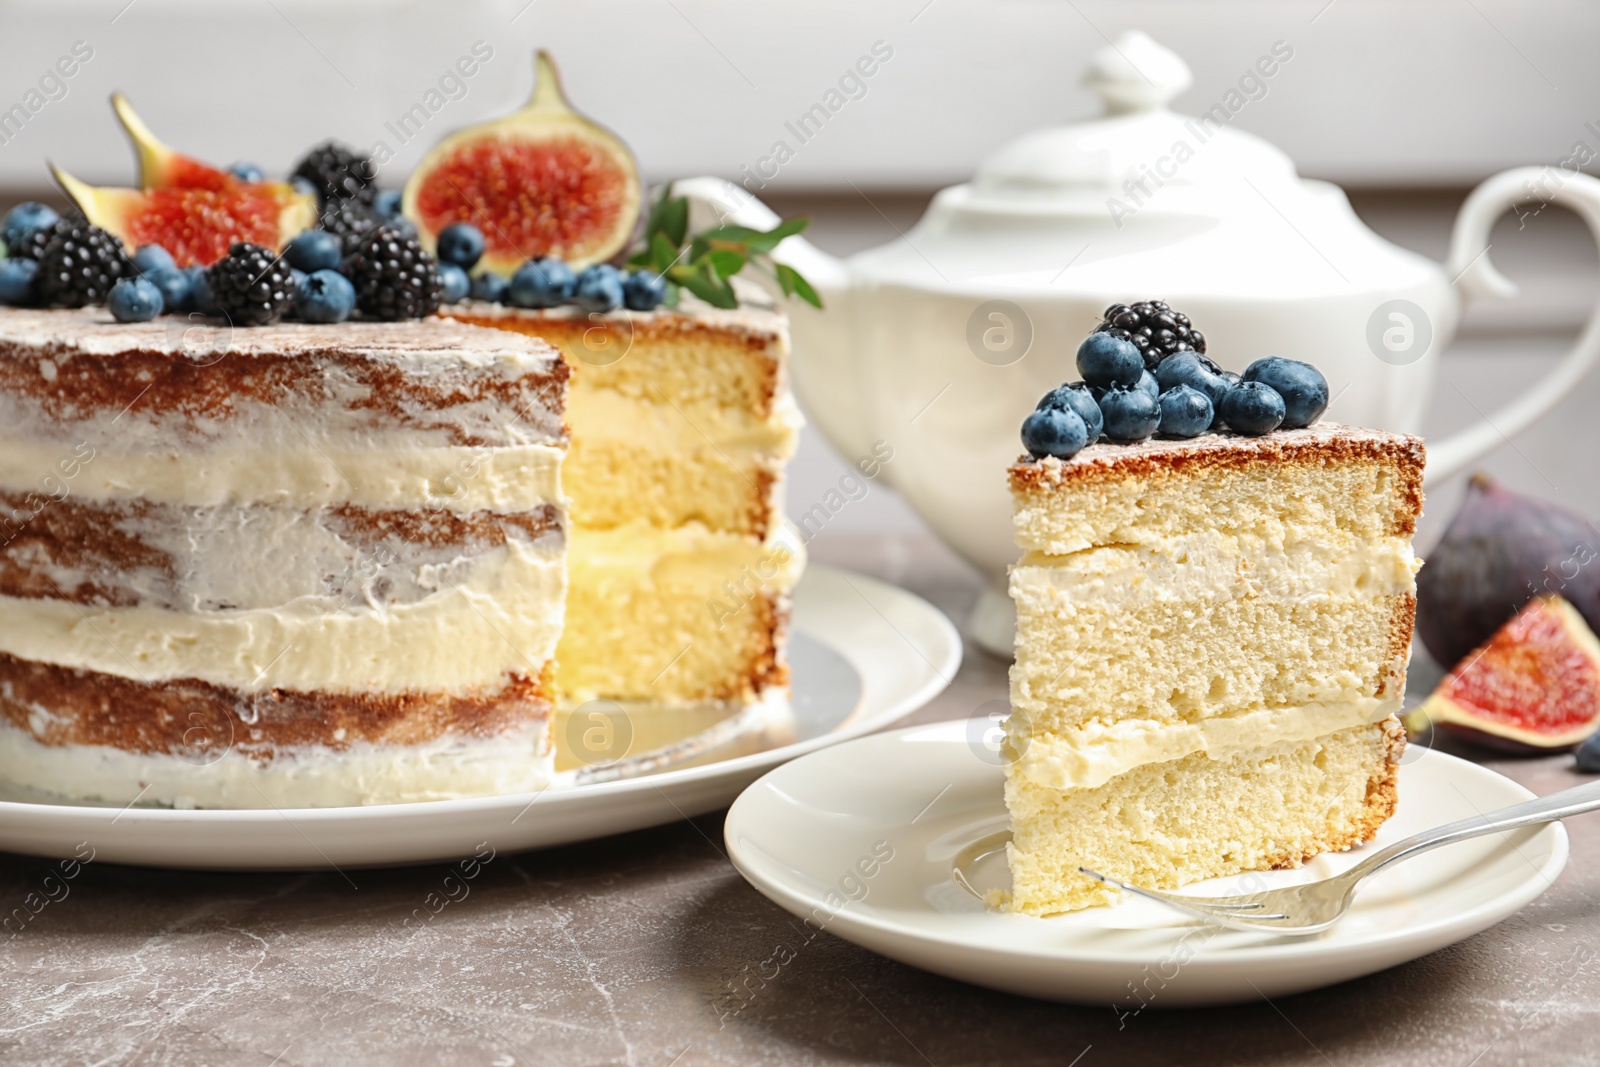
972, 32, 1299, 200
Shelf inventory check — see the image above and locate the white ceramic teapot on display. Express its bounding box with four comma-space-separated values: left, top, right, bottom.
677, 31, 1600, 654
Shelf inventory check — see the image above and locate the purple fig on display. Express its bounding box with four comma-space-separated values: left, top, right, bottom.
1417, 473, 1600, 667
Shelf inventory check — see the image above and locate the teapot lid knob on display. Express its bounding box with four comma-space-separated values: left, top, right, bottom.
1083, 31, 1192, 116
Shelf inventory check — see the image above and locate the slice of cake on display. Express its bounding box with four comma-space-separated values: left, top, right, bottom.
1005, 309, 1423, 915
1006, 426, 1423, 914
0, 308, 569, 807
444, 296, 803, 711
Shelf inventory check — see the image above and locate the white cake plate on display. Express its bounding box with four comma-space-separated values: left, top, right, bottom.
725, 719, 1570, 1007
0, 564, 961, 870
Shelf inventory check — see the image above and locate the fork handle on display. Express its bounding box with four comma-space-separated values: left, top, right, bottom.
1350, 774, 1600, 881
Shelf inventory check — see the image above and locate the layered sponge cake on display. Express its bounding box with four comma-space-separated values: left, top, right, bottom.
0, 308, 569, 806
1005, 424, 1423, 915
446, 296, 802, 709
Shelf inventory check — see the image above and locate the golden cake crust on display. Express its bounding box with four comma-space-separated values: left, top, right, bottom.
1009, 423, 1426, 537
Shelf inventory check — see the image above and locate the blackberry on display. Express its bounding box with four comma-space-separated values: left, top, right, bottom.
206, 242, 296, 326
292, 142, 376, 206
1093, 299, 1206, 371
317, 198, 384, 256
36, 219, 130, 308
343, 226, 443, 321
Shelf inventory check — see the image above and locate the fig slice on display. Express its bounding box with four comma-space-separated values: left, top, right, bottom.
111, 91, 231, 192
402, 51, 641, 274
1407, 595, 1600, 752
51, 95, 316, 267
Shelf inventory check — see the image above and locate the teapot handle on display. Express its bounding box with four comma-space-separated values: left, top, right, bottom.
1432, 167, 1600, 481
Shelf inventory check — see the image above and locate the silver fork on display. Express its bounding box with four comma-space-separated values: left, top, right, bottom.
1079, 776, 1600, 935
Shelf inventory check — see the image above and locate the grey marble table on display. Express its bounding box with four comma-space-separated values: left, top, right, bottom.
3, 532, 1596, 1067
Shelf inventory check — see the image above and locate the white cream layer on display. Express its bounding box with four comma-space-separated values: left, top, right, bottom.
1013, 532, 1418, 608
0, 721, 552, 807
568, 519, 806, 592
1013, 699, 1401, 791
0, 538, 565, 693
0, 439, 564, 513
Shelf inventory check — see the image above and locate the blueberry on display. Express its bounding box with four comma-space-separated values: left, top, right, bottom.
1077, 332, 1144, 389
1157, 384, 1214, 438
291, 176, 319, 198
132, 244, 176, 275
373, 190, 402, 218
1155, 350, 1228, 407
296, 268, 356, 324
1577, 732, 1600, 773
1091, 370, 1157, 403
470, 271, 509, 304
439, 262, 471, 304
229, 162, 265, 183
508, 258, 575, 308
284, 230, 344, 273
184, 266, 220, 315
0, 258, 38, 305
623, 270, 667, 311
1021, 405, 1089, 460
107, 277, 163, 322
1243, 356, 1329, 429
1098, 386, 1162, 442
388, 215, 418, 239
143, 265, 190, 312
571, 264, 624, 313
1035, 381, 1103, 444
1219, 380, 1287, 435
436, 223, 485, 270
1, 202, 59, 251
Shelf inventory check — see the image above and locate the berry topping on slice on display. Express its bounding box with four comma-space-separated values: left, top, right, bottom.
1218, 380, 1286, 436
1243, 356, 1329, 429
1157, 383, 1214, 438
1035, 381, 1104, 444
1076, 332, 1143, 388
1098, 386, 1162, 442
1094, 299, 1205, 370
1022, 405, 1090, 460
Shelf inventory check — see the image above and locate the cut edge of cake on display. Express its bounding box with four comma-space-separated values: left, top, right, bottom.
1002, 422, 1424, 915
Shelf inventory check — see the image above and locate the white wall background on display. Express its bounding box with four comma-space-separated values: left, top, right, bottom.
1, 0, 1597, 192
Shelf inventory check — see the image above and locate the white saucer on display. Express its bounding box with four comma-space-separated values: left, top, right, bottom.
725, 719, 1569, 1007
0, 565, 960, 870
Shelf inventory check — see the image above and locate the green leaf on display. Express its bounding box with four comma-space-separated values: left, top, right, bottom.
650, 233, 679, 273
641, 183, 674, 239
675, 262, 738, 308
660, 196, 689, 248
775, 262, 823, 309
663, 281, 681, 309
741, 217, 809, 254
697, 224, 761, 246
707, 248, 747, 277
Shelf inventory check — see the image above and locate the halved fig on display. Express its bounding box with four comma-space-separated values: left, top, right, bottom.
51, 95, 316, 267
111, 92, 232, 192
1407, 595, 1600, 752
402, 51, 641, 273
